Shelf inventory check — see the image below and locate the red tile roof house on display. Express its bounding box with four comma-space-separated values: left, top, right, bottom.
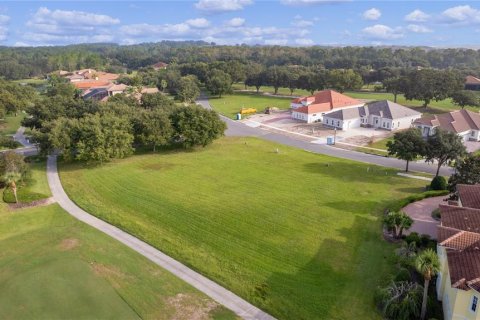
436, 184, 480, 319
465, 75, 480, 91
413, 109, 480, 142
290, 90, 364, 123
152, 62, 168, 70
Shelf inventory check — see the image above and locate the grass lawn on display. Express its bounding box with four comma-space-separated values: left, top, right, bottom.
209, 93, 291, 118
367, 137, 393, 151
0, 161, 235, 319
59, 137, 426, 320
0, 204, 235, 319
0, 113, 24, 136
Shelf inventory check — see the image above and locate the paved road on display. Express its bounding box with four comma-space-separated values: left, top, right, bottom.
197, 96, 453, 176
46, 155, 275, 320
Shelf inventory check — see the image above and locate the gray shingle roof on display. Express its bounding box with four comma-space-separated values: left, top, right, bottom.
325, 100, 420, 121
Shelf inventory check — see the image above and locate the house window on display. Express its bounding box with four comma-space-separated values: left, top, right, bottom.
472, 296, 478, 312
472, 131, 475, 137
337, 121, 340, 127
387, 122, 390, 129
375, 118, 379, 124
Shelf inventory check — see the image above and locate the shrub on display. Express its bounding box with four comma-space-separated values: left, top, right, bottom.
394, 268, 412, 282
420, 234, 431, 247
431, 208, 441, 220
405, 232, 421, 246
388, 190, 449, 212
0, 136, 21, 149
430, 176, 447, 191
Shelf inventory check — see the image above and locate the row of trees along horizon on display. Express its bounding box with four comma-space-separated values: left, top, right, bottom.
4, 42, 480, 79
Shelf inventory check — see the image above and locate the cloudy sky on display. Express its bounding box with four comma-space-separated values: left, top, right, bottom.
1, 1, 480, 47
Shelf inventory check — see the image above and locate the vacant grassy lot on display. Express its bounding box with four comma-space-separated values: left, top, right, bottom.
60, 137, 425, 319
209, 93, 291, 118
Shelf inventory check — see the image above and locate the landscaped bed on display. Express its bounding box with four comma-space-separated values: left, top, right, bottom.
59, 137, 426, 319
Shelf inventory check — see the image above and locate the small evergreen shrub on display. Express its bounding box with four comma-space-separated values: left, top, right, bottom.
394, 268, 411, 282
430, 176, 447, 191
405, 232, 421, 246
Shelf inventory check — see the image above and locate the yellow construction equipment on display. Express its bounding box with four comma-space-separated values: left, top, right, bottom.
240, 108, 257, 115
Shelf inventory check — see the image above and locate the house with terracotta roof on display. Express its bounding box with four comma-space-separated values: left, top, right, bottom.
413, 109, 480, 142
466, 76, 480, 91
290, 90, 364, 123
152, 62, 168, 70
436, 184, 480, 320
322, 100, 421, 131
73, 80, 112, 91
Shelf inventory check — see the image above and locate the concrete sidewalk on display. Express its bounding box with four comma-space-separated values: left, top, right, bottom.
46, 155, 275, 320
403, 196, 447, 239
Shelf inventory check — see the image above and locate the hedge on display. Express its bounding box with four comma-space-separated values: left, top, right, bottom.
388, 190, 450, 213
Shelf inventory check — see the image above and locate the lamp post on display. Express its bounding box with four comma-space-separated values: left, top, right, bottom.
333, 127, 337, 145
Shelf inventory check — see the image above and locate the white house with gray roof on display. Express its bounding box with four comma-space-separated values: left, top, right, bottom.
322, 100, 422, 131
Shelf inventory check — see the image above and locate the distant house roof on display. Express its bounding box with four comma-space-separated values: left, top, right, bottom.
107, 83, 128, 92
466, 75, 480, 85
292, 90, 362, 114
152, 62, 168, 69
325, 100, 420, 121
66, 74, 85, 81
414, 109, 480, 134
73, 80, 112, 90
85, 71, 119, 81
458, 184, 480, 209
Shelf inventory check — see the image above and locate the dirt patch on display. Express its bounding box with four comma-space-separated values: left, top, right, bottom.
142, 162, 175, 171
9, 197, 55, 210
166, 293, 219, 320
58, 238, 80, 251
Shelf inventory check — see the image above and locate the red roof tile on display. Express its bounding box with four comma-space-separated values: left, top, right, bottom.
73, 80, 112, 90
458, 184, 480, 210
292, 90, 362, 114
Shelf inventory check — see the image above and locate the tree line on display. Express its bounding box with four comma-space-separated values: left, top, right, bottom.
3, 42, 480, 80
22, 80, 226, 163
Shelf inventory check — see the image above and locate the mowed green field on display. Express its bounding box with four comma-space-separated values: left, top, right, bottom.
59, 137, 425, 319
0, 161, 235, 319
209, 93, 291, 118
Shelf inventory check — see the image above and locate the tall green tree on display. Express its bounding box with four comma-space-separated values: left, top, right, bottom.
327, 69, 363, 93
448, 154, 480, 193
206, 69, 231, 98
415, 249, 440, 320
245, 64, 265, 93
0, 151, 28, 203
383, 77, 407, 103
387, 128, 425, 172
136, 109, 173, 151
451, 90, 480, 109
171, 106, 226, 148
425, 129, 467, 177
177, 75, 200, 103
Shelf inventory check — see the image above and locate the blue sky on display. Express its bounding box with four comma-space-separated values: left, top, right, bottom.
0, 1, 480, 47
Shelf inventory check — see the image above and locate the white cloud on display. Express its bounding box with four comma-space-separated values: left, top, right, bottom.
13, 41, 31, 47
120, 23, 191, 37
292, 16, 314, 27
362, 24, 404, 40
0, 14, 9, 24
195, 0, 253, 13
23, 7, 118, 44
407, 24, 432, 33
281, 0, 348, 6
405, 9, 430, 22
265, 39, 288, 45
362, 8, 381, 21
441, 5, 480, 25
225, 17, 245, 27
29, 7, 119, 27
186, 18, 210, 28
295, 38, 314, 46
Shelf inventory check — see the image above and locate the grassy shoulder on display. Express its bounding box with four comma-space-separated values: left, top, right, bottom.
209, 93, 291, 118
0, 159, 236, 319
59, 136, 426, 320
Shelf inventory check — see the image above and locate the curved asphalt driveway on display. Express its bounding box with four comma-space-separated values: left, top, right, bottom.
198, 96, 453, 176
46, 155, 275, 320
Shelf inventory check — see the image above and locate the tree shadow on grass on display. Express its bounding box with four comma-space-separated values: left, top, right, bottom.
303, 162, 399, 185
252, 214, 388, 320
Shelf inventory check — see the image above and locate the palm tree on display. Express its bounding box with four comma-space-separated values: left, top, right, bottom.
378, 281, 423, 320
415, 249, 440, 320
383, 211, 414, 238
3, 171, 21, 203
